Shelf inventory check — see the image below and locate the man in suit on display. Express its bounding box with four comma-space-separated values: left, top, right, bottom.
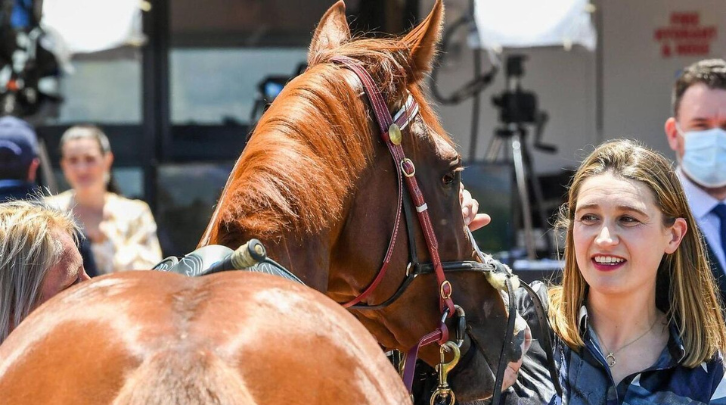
664, 59, 726, 305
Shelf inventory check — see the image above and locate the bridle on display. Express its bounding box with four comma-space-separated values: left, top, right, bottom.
330, 56, 546, 404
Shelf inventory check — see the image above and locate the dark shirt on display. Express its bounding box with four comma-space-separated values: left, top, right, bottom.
0, 180, 98, 277
0, 179, 37, 201
503, 282, 726, 405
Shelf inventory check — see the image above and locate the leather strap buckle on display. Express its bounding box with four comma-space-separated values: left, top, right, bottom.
401, 158, 415, 177
440, 280, 452, 300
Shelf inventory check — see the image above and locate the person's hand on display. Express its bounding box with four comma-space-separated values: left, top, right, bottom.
460, 183, 491, 231
501, 320, 532, 392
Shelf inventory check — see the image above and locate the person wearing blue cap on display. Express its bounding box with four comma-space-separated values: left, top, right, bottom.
0, 116, 98, 276
0, 116, 40, 201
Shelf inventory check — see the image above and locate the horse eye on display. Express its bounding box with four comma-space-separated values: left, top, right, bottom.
442, 172, 456, 187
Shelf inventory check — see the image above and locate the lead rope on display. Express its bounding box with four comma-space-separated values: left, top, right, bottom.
468, 227, 563, 401
466, 227, 521, 405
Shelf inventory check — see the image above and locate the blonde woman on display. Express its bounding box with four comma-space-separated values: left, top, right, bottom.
0, 199, 90, 343
46, 125, 162, 275
502, 139, 726, 404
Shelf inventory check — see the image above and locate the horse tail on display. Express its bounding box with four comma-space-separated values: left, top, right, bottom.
112, 348, 256, 405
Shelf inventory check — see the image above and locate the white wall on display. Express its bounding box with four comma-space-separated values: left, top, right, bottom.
422, 0, 726, 173
602, 0, 726, 154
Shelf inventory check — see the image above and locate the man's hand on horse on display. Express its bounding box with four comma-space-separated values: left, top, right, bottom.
460, 183, 491, 231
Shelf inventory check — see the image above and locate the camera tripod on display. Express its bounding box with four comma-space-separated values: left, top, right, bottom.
486, 55, 555, 259
485, 123, 553, 259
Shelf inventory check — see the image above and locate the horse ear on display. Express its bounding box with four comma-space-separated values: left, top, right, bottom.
309, 1, 350, 64
402, 0, 444, 82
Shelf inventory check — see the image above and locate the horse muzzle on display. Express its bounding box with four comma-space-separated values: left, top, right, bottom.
447, 309, 530, 403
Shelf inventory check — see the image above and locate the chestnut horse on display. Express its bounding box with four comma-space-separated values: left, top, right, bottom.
0, 1, 524, 403
200, 0, 522, 402
0, 272, 410, 404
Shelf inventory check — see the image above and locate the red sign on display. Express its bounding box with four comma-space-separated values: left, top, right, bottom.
654, 12, 717, 58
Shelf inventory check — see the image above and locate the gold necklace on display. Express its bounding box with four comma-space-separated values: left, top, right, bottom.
592, 317, 659, 368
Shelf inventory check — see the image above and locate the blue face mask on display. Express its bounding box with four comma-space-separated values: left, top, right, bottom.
681, 127, 726, 188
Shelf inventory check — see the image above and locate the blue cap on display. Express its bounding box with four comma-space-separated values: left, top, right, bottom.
0, 116, 38, 170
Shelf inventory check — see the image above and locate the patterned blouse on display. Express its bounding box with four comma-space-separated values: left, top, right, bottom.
46, 191, 163, 275
501, 282, 726, 405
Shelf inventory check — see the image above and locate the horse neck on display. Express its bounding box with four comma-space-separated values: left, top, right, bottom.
255, 231, 334, 293
205, 68, 378, 294
211, 142, 359, 292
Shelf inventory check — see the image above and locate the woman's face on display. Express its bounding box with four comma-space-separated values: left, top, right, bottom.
572, 172, 686, 297
38, 230, 90, 308
60, 138, 112, 192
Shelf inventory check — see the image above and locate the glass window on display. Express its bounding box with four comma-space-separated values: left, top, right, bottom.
170, 0, 340, 47
53, 50, 142, 124
170, 48, 307, 125
168, 0, 415, 126
112, 167, 145, 199
462, 163, 515, 254
156, 163, 234, 256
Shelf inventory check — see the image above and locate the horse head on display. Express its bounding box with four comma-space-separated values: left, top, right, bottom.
202, 1, 525, 401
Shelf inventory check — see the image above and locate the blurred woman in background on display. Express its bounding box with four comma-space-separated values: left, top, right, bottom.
47, 125, 162, 275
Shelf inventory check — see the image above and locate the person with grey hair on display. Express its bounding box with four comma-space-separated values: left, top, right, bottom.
664, 58, 726, 306
0, 199, 90, 343
47, 124, 162, 275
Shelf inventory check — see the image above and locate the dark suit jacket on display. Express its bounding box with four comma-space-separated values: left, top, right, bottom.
705, 240, 726, 309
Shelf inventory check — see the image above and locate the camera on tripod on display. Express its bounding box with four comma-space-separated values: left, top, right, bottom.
249, 63, 307, 124
491, 55, 538, 125
485, 54, 557, 260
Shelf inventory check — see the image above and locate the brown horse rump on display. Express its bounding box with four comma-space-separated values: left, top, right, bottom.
0, 271, 410, 405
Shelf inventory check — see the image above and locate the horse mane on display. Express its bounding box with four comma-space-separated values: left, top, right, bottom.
214, 36, 453, 244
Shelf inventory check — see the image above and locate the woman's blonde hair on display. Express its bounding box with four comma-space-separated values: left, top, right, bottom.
0, 199, 80, 343
549, 139, 726, 367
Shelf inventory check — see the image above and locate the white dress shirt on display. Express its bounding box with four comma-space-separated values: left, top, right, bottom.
677, 167, 726, 272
